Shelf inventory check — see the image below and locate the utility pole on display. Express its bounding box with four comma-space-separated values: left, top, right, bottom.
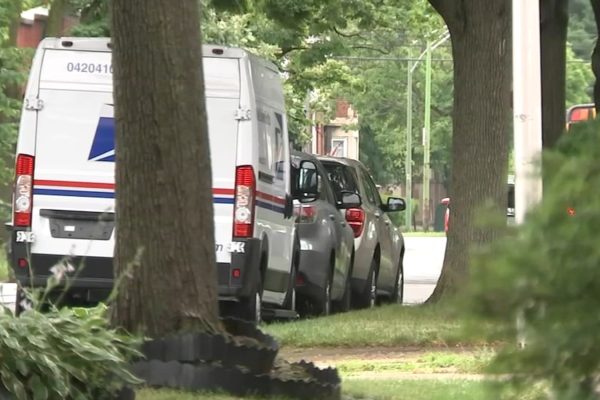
422, 41, 433, 231
405, 58, 413, 231
513, 0, 543, 223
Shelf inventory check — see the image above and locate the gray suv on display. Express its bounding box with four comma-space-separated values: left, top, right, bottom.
291, 151, 360, 316
318, 156, 406, 308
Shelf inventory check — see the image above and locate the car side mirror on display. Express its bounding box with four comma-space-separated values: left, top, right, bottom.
382, 197, 406, 212
293, 160, 320, 203
337, 191, 362, 209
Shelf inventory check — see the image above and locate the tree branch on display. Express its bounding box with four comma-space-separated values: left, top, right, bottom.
277, 46, 309, 58
332, 26, 364, 38
349, 45, 390, 55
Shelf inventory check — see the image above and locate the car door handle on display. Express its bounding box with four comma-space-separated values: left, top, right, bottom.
329, 214, 336, 221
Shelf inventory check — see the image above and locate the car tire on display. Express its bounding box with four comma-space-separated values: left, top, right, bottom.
390, 260, 404, 305
314, 270, 333, 316
333, 254, 353, 314
283, 238, 300, 312
355, 258, 378, 309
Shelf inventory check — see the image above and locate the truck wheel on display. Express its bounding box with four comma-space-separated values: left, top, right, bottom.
234, 281, 263, 325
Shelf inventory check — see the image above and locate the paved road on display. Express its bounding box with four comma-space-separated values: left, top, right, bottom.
402, 236, 446, 304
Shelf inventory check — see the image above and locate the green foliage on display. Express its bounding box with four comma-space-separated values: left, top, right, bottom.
0, 302, 142, 399
466, 119, 600, 399
568, 0, 597, 61
566, 44, 595, 107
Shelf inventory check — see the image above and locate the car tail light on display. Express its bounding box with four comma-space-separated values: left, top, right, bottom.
294, 204, 318, 223
14, 154, 35, 227
233, 166, 256, 238
345, 207, 365, 238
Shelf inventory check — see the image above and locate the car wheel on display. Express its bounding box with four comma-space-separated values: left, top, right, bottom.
313, 270, 332, 317
283, 248, 299, 312
333, 253, 353, 313
355, 258, 378, 309
391, 261, 404, 305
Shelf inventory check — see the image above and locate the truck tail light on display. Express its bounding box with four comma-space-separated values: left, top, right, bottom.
233, 166, 256, 238
345, 207, 365, 238
14, 154, 35, 227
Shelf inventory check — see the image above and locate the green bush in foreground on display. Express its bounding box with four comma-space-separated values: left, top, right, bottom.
466, 120, 600, 399
0, 301, 142, 400
0, 302, 142, 400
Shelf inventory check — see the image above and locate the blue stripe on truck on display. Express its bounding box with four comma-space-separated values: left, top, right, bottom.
33, 189, 237, 205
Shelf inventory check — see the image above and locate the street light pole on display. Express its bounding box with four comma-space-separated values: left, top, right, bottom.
405, 58, 413, 231
422, 41, 433, 231
513, 0, 543, 223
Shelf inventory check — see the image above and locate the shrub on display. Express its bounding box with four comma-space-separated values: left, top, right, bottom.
0, 302, 142, 400
466, 120, 600, 399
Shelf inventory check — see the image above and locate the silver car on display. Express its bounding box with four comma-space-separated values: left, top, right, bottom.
318, 156, 406, 308
291, 151, 359, 316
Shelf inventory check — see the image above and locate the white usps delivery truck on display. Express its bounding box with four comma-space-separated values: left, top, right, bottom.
7, 37, 299, 322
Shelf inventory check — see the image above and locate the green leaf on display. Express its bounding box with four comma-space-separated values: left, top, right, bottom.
28, 375, 48, 400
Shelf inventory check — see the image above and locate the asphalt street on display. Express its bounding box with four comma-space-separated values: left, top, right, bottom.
402, 236, 446, 304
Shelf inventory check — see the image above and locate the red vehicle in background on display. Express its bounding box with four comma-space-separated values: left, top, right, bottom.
566, 103, 596, 130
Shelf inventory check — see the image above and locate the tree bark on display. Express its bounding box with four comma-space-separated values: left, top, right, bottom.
427, 0, 511, 302
46, 0, 67, 37
110, 0, 222, 337
7, 0, 22, 47
540, 0, 569, 148
591, 0, 600, 111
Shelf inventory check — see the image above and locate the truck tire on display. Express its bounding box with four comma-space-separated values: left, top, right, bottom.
233, 281, 263, 325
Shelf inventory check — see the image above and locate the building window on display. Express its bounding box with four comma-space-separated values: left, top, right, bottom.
331, 138, 347, 157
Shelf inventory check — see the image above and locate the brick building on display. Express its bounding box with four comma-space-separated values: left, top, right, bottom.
17, 6, 78, 49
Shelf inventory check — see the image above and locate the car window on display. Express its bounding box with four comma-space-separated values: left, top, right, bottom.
316, 164, 337, 205
358, 168, 377, 206
362, 168, 383, 207
321, 162, 358, 203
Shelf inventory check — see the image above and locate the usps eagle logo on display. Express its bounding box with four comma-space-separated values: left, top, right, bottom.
88, 103, 115, 162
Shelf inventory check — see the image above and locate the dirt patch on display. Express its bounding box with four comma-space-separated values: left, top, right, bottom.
279, 345, 497, 381
280, 345, 489, 364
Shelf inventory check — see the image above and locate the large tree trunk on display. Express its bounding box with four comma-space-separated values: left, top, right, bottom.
592, 0, 600, 110
427, 0, 511, 302
110, 0, 221, 337
7, 0, 22, 47
540, 0, 569, 148
46, 0, 68, 37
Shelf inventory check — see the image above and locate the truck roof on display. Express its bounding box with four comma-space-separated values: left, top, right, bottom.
38, 37, 254, 60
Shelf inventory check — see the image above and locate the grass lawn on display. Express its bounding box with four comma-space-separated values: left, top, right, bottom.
263, 304, 497, 348
137, 379, 533, 400
334, 350, 494, 375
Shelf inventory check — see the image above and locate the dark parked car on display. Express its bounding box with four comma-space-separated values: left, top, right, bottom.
317, 156, 406, 308
291, 151, 360, 316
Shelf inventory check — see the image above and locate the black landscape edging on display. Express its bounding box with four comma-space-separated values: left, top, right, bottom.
140, 317, 278, 375
131, 359, 341, 400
